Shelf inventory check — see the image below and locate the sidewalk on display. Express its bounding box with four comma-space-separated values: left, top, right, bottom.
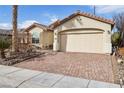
0, 65, 121, 88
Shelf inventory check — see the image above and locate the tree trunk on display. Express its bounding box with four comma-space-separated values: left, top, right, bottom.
12, 5, 18, 52
0, 50, 6, 59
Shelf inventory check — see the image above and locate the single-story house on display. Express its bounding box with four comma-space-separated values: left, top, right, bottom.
0, 29, 12, 38
0, 29, 26, 50
24, 11, 114, 54
0, 29, 24, 37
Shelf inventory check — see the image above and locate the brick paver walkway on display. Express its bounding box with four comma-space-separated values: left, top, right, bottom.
14, 52, 114, 83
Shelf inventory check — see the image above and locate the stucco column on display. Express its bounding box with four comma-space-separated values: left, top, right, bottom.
27, 31, 31, 49
103, 30, 112, 54
53, 31, 59, 51
107, 31, 112, 54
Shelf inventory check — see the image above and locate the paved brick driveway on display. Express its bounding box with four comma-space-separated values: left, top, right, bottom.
14, 52, 114, 83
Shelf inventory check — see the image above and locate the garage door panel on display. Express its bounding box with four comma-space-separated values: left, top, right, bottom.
60, 33, 103, 53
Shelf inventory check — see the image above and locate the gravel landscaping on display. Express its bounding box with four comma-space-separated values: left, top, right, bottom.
0, 51, 43, 66
112, 48, 124, 85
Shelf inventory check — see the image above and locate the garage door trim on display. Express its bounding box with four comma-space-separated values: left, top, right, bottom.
59, 28, 104, 53
59, 28, 104, 33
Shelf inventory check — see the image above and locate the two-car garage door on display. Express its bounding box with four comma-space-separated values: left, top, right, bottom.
60, 31, 103, 53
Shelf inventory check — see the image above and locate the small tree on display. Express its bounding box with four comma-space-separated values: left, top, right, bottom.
111, 32, 121, 55
0, 37, 11, 59
113, 13, 124, 47
112, 32, 121, 47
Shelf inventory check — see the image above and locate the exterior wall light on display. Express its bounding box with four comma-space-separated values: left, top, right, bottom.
107, 30, 111, 34
55, 33, 57, 35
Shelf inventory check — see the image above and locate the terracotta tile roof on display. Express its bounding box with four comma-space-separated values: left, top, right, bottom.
24, 23, 53, 32
49, 11, 115, 29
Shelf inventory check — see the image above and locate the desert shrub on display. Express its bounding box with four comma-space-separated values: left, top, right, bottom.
0, 37, 11, 58
112, 32, 121, 47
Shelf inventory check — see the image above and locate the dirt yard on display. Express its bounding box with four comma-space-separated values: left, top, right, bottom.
14, 52, 114, 83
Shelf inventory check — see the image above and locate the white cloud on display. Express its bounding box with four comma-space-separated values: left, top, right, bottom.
19, 20, 38, 28
96, 5, 124, 14
0, 20, 38, 29
43, 13, 59, 23
50, 16, 58, 22
0, 23, 12, 29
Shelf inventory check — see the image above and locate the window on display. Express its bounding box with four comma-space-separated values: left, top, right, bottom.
31, 32, 40, 44
32, 37, 39, 44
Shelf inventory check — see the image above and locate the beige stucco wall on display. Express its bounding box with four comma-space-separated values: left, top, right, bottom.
42, 31, 53, 48
29, 27, 53, 48
53, 15, 112, 54
29, 27, 43, 47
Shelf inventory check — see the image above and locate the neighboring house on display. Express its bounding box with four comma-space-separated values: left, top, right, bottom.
0, 29, 24, 37
0, 29, 12, 38
0, 29, 26, 49
24, 11, 114, 54
49, 11, 114, 54
24, 23, 53, 49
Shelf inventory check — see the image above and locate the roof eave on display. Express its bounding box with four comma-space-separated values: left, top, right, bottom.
49, 12, 115, 29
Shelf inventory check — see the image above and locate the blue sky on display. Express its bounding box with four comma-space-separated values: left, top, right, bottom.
0, 5, 124, 29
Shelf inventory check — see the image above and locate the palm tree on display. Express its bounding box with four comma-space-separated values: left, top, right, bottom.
12, 5, 18, 52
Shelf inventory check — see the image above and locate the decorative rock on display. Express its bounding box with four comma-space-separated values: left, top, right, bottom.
120, 79, 123, 87
117, 58, 124, 64
0, 51, 42, 66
